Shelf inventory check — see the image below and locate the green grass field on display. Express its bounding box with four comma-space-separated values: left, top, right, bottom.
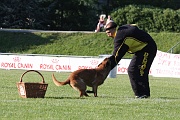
1, 69, 180, 120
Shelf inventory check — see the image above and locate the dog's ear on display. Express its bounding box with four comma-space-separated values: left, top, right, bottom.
105, 61, 109, 67
97, 63, 102, 67
102, 59, 109, 68
98, 58, 110, 67
98, 58, 106, 67
104, 58, 108, 61
105, 58, 111, 67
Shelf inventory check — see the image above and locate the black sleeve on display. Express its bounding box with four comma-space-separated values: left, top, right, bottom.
109, 44, 129, 70
108, 28, 129, 70
113, 27, 126, 55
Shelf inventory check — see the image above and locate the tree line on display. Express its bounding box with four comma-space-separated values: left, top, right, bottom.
0, 0, 179, 32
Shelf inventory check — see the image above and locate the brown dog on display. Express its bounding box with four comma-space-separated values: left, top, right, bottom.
52, 58, 111, 97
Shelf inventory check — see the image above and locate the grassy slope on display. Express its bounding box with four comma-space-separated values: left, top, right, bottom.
0, 31, 179, 58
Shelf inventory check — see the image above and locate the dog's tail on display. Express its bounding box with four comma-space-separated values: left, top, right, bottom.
52, 74, 70, 86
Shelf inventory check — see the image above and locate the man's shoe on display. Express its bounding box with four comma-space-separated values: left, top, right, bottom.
135, 95, 150, 99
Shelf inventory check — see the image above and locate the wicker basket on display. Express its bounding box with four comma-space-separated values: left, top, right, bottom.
17, 70, 48, 98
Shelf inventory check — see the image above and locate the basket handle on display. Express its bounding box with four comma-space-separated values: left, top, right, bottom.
20, 70, 45, 83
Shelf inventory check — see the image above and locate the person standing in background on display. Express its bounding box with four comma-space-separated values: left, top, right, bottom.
95, 14, 106, 32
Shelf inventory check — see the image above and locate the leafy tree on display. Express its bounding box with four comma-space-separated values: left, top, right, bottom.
0, 0, 49, 29
0, 0, 98, 30
47, 0, 97, 30
110, 5, 180, 32
0, 0, 179, 31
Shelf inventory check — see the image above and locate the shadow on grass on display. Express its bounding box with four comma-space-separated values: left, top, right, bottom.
0, 31, 59, 53
45, 95, 119, 99
158, 97, 180, 100
45, 96, 86, 99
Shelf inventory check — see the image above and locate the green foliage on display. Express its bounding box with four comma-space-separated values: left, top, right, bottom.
0, 0, 49, 29
0, 0, 97, 30
111, 5, 180, 32
0, 69, 180, 120
1, 1, 179, 31
0, 31, 179, 57
108, 0, 180, 10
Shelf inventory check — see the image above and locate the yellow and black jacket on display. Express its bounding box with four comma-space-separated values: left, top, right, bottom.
109, 24, 157, 69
